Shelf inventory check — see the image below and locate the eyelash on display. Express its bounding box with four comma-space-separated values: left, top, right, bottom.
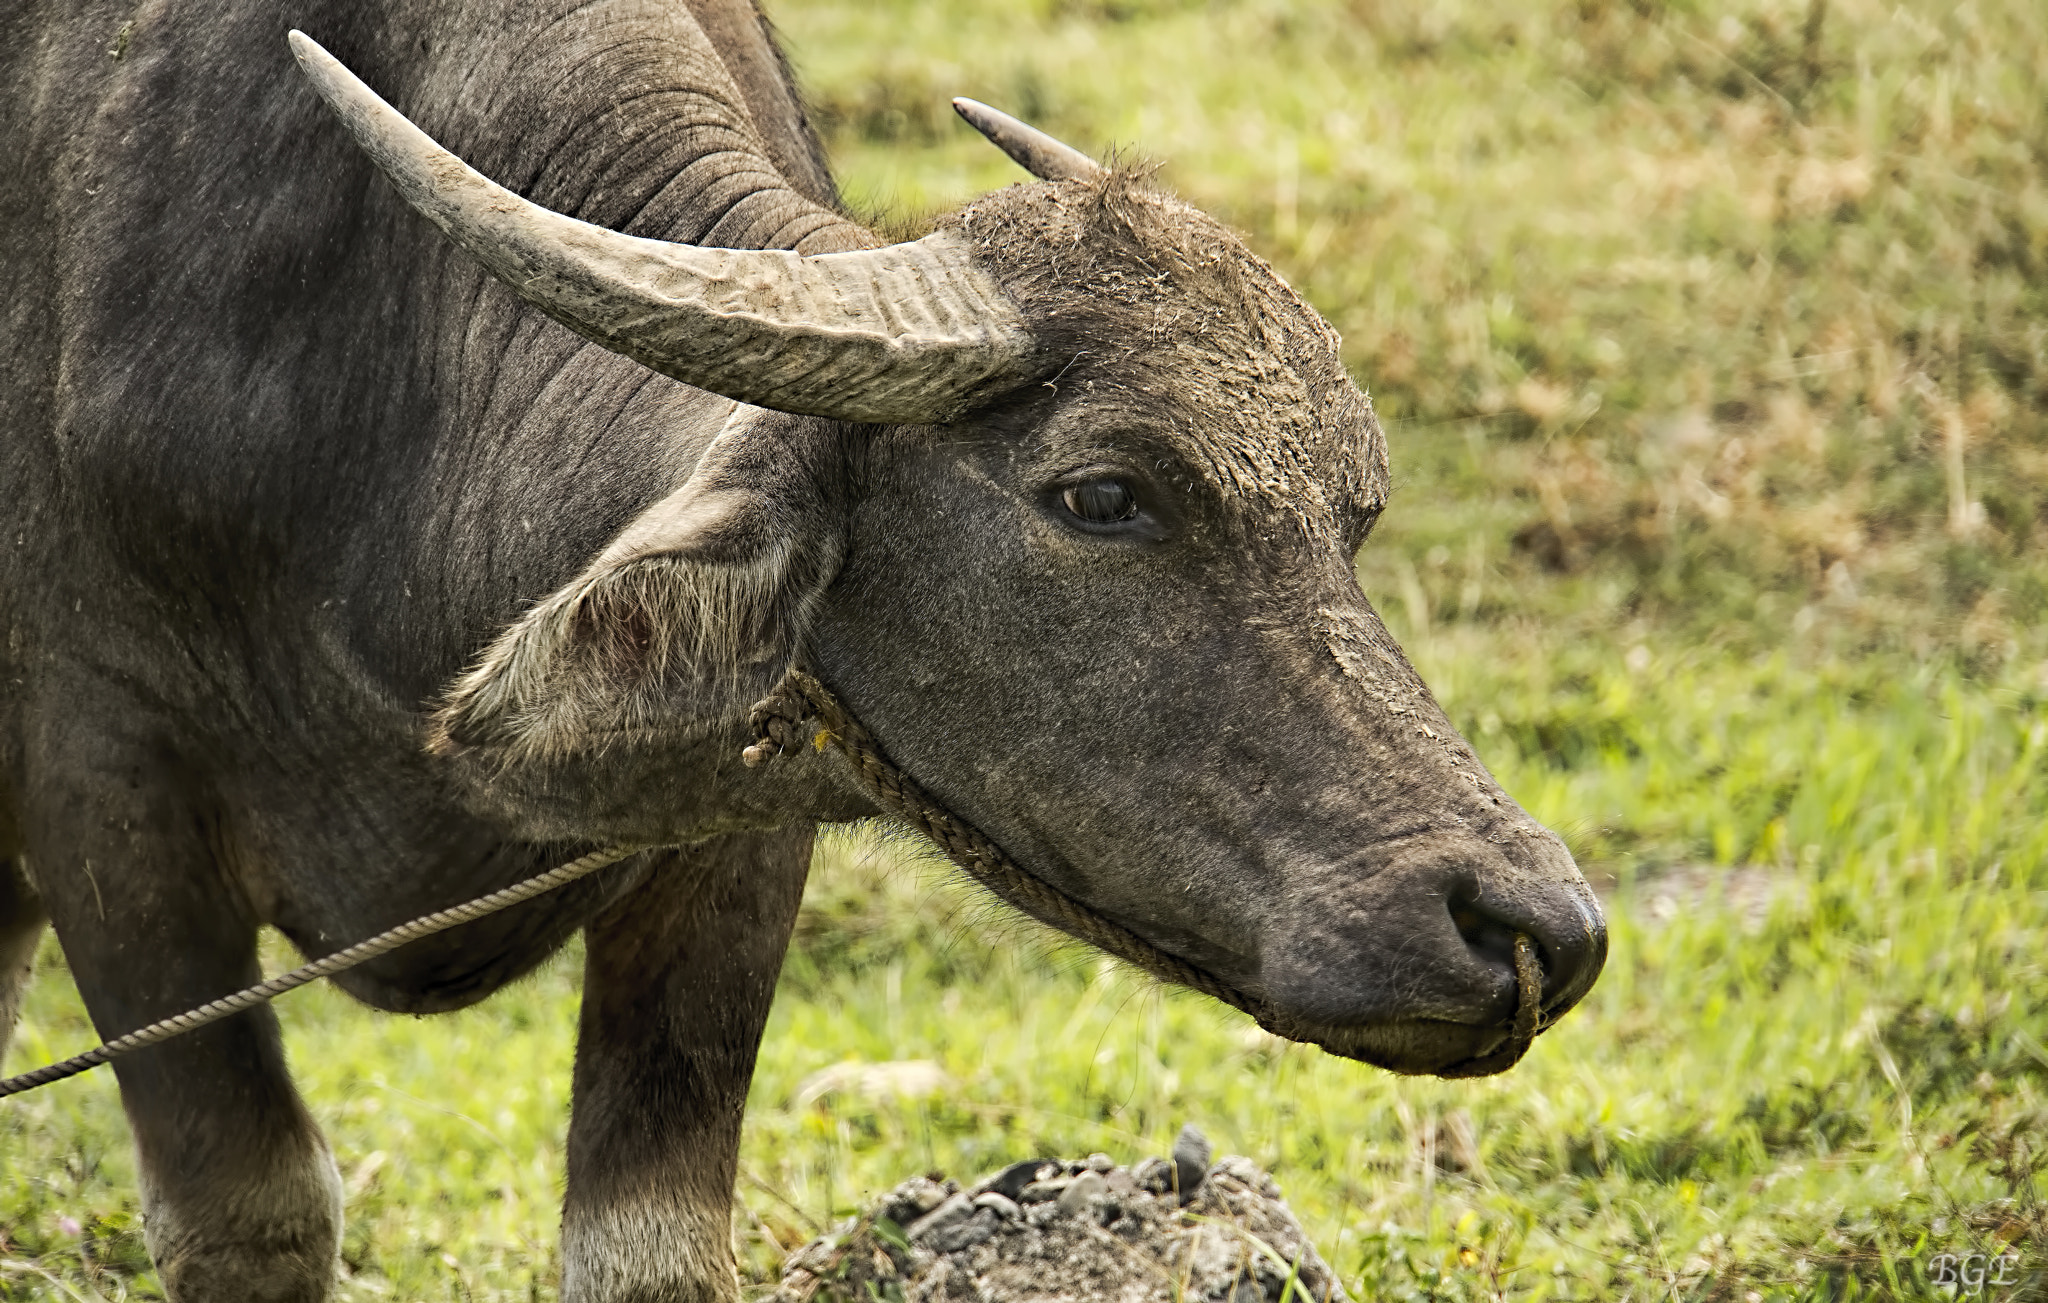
1061, 479, 1140, 525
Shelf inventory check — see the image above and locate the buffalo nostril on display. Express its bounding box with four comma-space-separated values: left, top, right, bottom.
1450, 895, 1605, 1019
1450, 900, 1528, 984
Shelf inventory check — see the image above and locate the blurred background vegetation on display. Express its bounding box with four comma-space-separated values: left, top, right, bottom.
6, 0, 2048, 1299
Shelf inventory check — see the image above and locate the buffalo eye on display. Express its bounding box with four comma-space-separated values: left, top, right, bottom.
1061, 479, 1139, 525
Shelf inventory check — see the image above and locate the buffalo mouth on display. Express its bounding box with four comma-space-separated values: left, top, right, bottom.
1023, 893, 1561, 1079
1115, 876, 1589, 1079
927, 829, 1574, 1079
980, 873, 1554, 1077
959, 841, 1584, 1079
1253, 949, 1553, 1078
1283, 1015, 1537, 1078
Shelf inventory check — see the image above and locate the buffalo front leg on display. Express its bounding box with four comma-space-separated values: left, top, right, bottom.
28, 779, 341, 1302
0, 858, 46, 1064
559, 828, 813, 1303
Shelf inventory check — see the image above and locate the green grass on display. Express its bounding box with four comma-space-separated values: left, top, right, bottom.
7, 0, 2048, 1298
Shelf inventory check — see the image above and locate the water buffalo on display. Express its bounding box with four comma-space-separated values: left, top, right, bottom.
0, 2, 1605, 1298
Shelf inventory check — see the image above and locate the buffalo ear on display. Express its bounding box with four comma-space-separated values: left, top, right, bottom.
429, 411, 840, 764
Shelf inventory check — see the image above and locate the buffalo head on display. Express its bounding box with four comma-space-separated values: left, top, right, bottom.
293, 34, 1604, 1076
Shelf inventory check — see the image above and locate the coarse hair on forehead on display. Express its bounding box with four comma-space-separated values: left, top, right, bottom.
943, 168, 1389, 543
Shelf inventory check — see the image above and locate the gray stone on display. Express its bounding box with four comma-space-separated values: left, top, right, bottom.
922, 1207, 999, 1254
1017, 1177, 1069, 1203
878, 1175, 954, 1230
904, 1192, 973, 1242
1133, 1156, 1174, 1195
971, 1192, 1021, 1221
1173, 1123, 1214, 1203
1055, 1168, 1108, 1216
975, 1160, 1058, 1203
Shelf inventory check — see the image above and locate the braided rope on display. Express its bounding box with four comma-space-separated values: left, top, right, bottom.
0, 843, 644, 1099
749, 669, 1547, 1073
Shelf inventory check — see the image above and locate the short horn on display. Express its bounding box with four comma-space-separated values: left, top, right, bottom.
952, 98, 1105, 183
289, 32, 1033, 424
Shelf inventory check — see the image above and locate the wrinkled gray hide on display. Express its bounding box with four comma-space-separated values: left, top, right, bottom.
0, 2, 1604, 1300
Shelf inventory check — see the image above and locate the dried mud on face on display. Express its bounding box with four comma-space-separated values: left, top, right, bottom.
766, 1130, 1346, 1303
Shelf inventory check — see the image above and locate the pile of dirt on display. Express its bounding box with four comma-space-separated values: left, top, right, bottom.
766, 1126, 1347, 1303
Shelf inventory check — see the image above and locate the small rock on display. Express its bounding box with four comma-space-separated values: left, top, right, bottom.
1172, 1123, 1213, 1203
923, 1206, 999, 1254
1055, 1169, 1108, 1216
878, 1175, 953, 1229
972, 1192, 1022, 1221
905, 1192, 973, 1243
1132, 1156, 1174, 1195
1017, 1177, 1069, 1203
1215, 1153, 1282, 1200
1084, 1152, 1116, 1172
976, 1159, 1057, 1203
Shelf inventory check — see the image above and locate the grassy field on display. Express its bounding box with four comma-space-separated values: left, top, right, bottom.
9, 644, 2048, 1301
6, 0, 2048, 1299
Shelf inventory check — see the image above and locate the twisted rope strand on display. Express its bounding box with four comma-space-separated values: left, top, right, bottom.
0, 843, 645, 1099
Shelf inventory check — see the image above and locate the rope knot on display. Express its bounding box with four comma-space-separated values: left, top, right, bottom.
743, 676, 818, 767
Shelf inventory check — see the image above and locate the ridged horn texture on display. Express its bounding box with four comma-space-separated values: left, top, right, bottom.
951, 98, 1106, 183
289, 32, 1034, 424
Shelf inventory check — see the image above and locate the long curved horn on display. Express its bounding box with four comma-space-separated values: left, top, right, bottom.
951, 98, 1105, 183
289, 32, 1032, 424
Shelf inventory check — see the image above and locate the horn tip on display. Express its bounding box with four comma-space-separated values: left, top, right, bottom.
949, 97, 1104, 184
951, 98, 1003, 138
286, 30, 360, 113
287, 29, 345, 85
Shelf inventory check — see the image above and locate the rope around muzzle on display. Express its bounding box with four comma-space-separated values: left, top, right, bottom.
744, 668, 1549, 1076
0, 844, 646, 1099
0, 669, 1547, 1101
1435, 934, 1545, 1080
